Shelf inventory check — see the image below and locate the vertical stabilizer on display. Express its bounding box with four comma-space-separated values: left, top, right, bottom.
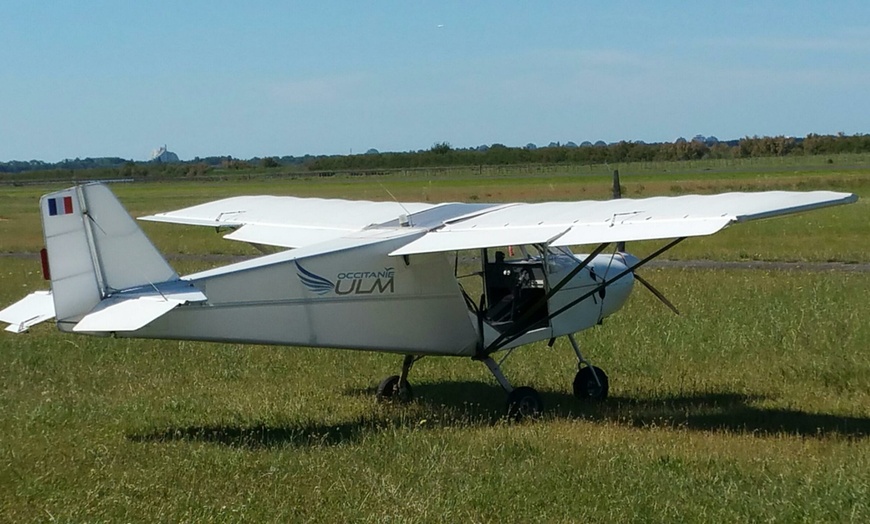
41, 184, 178, 329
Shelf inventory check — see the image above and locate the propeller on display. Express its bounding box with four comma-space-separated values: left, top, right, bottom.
633, 272, 680, 315
612, 169, 626, 253
611, 169, 679, 315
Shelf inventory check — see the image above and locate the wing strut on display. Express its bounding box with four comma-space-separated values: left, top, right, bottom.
479, 242, 612, 357
484, 237, 686, 355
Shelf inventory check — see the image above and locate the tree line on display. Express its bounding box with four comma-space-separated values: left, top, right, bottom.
2, 133, 869, 178
307, 133, 870, 171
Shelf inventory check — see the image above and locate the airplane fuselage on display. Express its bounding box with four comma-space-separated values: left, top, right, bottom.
118, 231, 635, 357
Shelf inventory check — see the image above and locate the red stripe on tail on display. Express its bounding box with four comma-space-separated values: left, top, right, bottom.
40, 248, 51, 280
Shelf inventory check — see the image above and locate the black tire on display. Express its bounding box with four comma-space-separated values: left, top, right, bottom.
506, 386, 543, 421
376, 375, 413, 402
573, 366, 609, 400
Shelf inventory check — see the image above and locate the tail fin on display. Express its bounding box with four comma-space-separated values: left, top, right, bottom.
41, 184, 178, 330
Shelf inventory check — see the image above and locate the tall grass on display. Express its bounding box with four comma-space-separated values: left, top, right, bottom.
1, 264, 869, 521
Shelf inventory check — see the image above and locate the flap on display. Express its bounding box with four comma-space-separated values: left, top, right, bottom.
223, 223, 350, 249
390, 226, 568, 256
140, 195, 434, 249
551, 217, 733, 246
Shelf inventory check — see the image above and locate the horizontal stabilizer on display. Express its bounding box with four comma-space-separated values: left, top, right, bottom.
0, 291, 55, 333
73, 285, 207, 333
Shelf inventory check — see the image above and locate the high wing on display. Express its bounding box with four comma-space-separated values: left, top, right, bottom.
140, 195, 438, 249
141, 190, 856, 255
390, 191, 857, 255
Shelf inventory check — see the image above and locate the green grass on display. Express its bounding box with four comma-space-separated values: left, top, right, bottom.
1, 161, 869, 521
1, 260, 868, 521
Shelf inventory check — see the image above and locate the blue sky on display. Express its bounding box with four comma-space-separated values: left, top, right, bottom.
1, 1, 868, 162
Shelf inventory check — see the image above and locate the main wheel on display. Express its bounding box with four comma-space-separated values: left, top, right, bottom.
376, 375, 413, 402
573, 366, 609, 400
506, 386, 543, 421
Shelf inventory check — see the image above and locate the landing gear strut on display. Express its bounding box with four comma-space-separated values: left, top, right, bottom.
568, 334, 609, 400
376, 354, 417, 402
481, 356, 543, 421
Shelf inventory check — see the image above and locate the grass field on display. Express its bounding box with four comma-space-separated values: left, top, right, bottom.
1, 159, 869, 521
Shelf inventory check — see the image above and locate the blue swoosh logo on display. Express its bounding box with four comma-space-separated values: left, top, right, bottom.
295, 261, 334, 295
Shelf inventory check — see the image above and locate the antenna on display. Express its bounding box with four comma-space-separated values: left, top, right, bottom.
379, 182, 414, 227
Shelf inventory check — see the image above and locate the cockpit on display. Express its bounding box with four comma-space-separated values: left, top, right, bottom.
481, 247, 553, 331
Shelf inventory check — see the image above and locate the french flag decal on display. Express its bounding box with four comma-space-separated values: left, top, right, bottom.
48, 195, 74, 216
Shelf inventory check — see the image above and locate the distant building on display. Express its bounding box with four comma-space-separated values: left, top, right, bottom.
150, 145, 179, 163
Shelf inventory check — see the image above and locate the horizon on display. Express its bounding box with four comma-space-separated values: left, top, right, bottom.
2, 2, 868, 163
0, 133, 830, 165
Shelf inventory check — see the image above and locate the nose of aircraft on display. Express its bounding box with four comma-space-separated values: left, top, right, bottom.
588, 253, 635, 318
617, 252, 640, 270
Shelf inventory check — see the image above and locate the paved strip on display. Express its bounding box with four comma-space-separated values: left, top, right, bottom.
646, 259, 870, 272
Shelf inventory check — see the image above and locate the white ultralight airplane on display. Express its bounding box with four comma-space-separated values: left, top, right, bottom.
0, 183, 858, 419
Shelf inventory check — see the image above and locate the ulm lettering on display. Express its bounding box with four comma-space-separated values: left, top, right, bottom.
334, 277, 395, 295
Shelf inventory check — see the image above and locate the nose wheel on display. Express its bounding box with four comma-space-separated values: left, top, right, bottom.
573, 365, 609, 399
568, 334, 609, 400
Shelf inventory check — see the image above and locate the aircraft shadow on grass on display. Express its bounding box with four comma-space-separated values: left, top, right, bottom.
129, 418, 379, 450
128, 381, 870, 449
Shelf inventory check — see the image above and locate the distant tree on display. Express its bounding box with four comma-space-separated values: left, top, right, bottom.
430, 142, 452, 154
121, 161, 136, 177
261, 157, 279, 168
